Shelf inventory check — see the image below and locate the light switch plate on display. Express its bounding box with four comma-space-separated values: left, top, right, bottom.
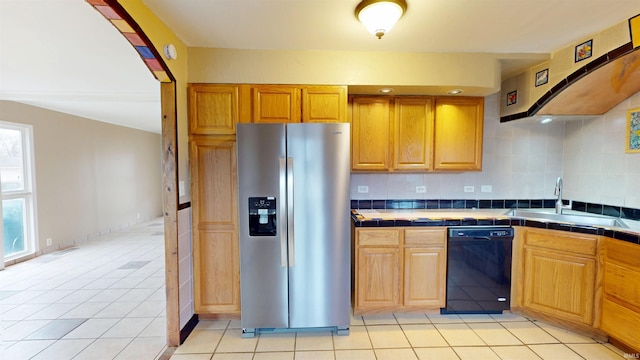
357, 185, 369, 193
179, 181, 185, 197
464, 186, 475, 193
416, 186, 426, 193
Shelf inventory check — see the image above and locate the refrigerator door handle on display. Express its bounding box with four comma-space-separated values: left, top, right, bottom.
287, 157, 295, 267
279, 157, 287, 267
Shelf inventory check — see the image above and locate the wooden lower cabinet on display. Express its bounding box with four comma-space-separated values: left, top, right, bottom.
357, 247, 401, 310
194, 230, 239, 313
523, 248, 595, 325
404, 247, 446, 307
354, 227, 446, 314
518, 228, 600, 327
602, 238, 640, 351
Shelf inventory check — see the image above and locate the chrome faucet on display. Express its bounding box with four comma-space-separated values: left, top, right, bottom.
554, 177, 571, 214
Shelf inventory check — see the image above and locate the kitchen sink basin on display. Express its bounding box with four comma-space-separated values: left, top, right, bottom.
506, 209, 629, 229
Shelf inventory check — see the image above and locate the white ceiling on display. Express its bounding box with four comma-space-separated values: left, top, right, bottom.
2, 0, 640, 134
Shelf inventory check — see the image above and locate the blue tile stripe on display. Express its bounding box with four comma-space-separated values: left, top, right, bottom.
135, 45, 155, 59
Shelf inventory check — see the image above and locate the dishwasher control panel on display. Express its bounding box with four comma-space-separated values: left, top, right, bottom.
449, 226, 514, 238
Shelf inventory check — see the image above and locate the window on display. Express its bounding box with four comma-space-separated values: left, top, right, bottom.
0, 121, 37, 261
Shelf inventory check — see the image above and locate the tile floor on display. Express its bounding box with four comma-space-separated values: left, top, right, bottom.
0, 218, 167, 360
0, 218, 633, 360
170, 312, 630, 360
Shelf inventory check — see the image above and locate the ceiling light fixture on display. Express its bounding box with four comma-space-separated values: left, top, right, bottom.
378, 88, 394, 94
447, 89, 463, 95
540, 117, 553, 124
355, 0, 407, 39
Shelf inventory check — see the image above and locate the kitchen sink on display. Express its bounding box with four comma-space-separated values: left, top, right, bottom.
506, 209, 629, 229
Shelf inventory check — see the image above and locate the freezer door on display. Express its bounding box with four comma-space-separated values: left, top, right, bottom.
286, 123, 351, 329
237, 123, 289, 330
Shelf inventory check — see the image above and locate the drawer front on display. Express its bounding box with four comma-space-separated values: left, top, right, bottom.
405, 228, 446, 246
602, 297, 640, 350
606, 237, 640, 269
604, 261, 640, 308
357, 229, 401, 246
524, 228, 597, 256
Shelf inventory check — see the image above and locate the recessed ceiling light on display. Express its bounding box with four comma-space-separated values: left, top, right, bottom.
379, 88, 394, 94
540, 117, 553, 124
447, 89, 463, 95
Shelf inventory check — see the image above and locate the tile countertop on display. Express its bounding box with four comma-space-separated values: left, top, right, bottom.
351, 208, 640, 245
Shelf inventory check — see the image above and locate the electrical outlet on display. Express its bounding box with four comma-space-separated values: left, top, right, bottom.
46, 238, 52, 246
464, 186, 475, 193
357, 185, 369, 193
481, 185, 493, 193
416, 186, 426, 193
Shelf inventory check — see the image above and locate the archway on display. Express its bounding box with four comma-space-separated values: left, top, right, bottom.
86, 0, 181, 348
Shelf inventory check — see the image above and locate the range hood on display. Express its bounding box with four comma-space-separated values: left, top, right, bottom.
501, 42, 640, 122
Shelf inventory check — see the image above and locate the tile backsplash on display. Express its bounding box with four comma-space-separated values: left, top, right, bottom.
350, 91, 640, 210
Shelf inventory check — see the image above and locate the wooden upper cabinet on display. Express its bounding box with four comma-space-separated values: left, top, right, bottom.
252, 85, 301, 123
301, 86, 348, 123
351, 97, 391, 171
188, 84, 239, 135
433, 96, 484, 171
393, 97, 434, 171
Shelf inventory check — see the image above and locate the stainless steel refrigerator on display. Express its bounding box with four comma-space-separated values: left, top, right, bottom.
237, 123, 351, 338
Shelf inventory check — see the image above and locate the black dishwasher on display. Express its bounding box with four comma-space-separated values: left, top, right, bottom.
442, 226, 514, 314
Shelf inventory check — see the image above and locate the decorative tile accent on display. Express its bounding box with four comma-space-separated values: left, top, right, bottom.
123, 32, 146, 46
110, 19, 135, 33
85, 0, 173, 83
135, 46, 155, 59
351, 198, 557, 211
95, 5, 121, 19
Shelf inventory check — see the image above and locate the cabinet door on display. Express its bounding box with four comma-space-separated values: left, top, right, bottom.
357, 247, 401, 309
252, 85, 301, 123
404, 247, 446, 307
433, 97, 484, 171
188, 84, 239, 135
194, 230, 239, 312
191, 138, 240, 313
301, 86, 347, 123
351, 97, 391, 171
523, 248, 595, 325
393, 97, 434, 171
602, 238, 640, 350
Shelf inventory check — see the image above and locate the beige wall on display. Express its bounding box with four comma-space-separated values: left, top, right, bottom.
188, 48, 502, 96
0, 101, 163, 253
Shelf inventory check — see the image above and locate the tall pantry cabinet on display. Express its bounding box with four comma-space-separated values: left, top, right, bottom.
189, 84, 242, 314
188, 84, 347, 315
